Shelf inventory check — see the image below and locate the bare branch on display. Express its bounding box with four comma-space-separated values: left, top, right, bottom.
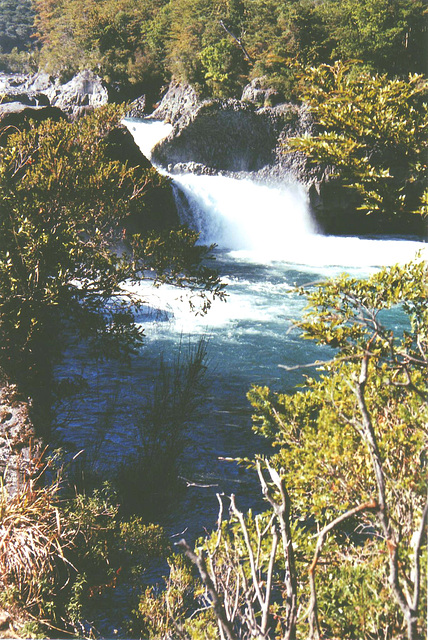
229, 494, 266, 614
176, 539, 238, 640
219, 20, 253, 62
256, 460, 298, 640
262, 525, 278, 635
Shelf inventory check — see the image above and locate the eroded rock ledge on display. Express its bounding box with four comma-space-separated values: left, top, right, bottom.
0, 382, 42, 496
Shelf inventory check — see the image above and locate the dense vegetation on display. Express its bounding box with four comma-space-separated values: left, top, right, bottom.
29, 0, 426, 93
286, 61, 427, 229
0, 105, 224, 402
0, 0, 35, 53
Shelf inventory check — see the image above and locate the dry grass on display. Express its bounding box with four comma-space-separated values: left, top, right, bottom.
0, 461, 75, 617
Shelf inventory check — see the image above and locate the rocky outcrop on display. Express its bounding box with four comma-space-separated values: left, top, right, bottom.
0, 71, 51, 107
151, 81, 200, 126
126, 95, 146, 119
150, 82, 323, 185
45, 70, 109, 120
0, 382, 42, 496
1, 70, 110, 121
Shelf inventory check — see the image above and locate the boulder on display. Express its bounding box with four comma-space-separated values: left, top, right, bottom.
45, 69, 109, 120
104, 123, 152, 169
241, 77, 283, 107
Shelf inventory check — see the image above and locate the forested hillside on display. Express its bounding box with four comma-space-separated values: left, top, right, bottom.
0, 0, 35, 53
28, 0, 427, 95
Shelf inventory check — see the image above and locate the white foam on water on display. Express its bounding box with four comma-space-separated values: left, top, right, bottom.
123, 118, 173, 161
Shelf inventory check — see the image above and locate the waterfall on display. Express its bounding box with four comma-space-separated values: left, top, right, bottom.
125, 118, 426, 268
124, 118, 173, 161
173, 173, 317, 251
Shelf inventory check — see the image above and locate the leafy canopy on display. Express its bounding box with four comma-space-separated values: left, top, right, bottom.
286, 62, 428, 220
0, 105, 225, 383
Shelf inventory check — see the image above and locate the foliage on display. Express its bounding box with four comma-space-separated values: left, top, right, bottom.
134, 553, 215, 639
0, 467, 171, 636
0, 468, 74, 622
33, 0, 170, 86
200, 38, 249, 98
0, 0, 423, 94
286, 62, 428, 221
0, 0, 36, 54
0, 105, 224, 392
317, 0, 427, 76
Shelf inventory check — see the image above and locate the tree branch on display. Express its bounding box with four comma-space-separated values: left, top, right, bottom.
176, 539, 238, 640
219, 20, 253, 62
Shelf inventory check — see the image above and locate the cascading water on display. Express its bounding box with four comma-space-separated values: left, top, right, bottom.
125, 118, 426, 269
173, 173, 317, 252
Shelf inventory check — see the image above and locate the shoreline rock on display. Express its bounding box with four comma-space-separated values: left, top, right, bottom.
0, 382, 42, 496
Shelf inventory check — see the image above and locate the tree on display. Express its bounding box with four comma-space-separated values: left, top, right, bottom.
286, 62, 428, 227
0, 105, 225, 410
318, 0, 427, 76
0, 0, 36, 53
136, 258, 427, 640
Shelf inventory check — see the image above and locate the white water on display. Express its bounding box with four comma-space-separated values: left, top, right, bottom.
125, 118, 173, 160
125, 119, 426, 270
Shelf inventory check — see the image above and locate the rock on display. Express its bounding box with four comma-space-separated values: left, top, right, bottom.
24, 71, 54, 93
0, 70, 110, 121
45, 69, 109, 120
126, 95, 146, 118
0, 72, 29, 92
151, 81, 200, 126
0, 72, 51, 107
168, 161, 217, 176
0, 102, 67, 145
152, 99, 278, 173
0, 382, 42, 496
104, 123, 152, 169
241, 77, 283, 107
